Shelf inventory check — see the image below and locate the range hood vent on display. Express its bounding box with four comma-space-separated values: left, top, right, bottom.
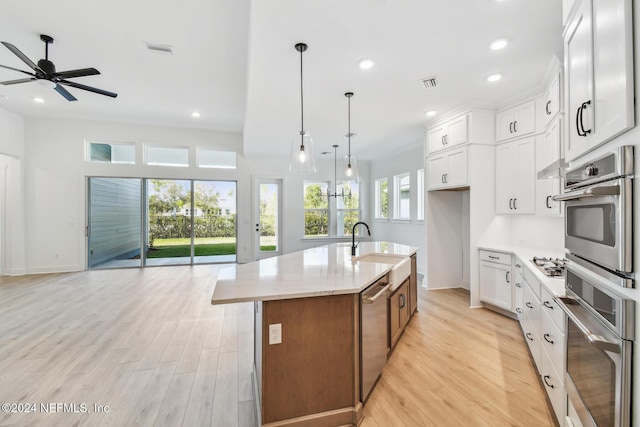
537, 158, 567, 179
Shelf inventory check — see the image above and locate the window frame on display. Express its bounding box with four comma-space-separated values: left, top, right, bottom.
393, 172, 411, 220
303, 181, 330, 238
416, 169, 424, 221
144, 144, 190, 167
336, 180, 360, 236
86, 141, 136, 164
374, 178, 388, 220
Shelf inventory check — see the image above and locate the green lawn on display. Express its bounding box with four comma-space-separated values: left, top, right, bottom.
147, 237, 236, 258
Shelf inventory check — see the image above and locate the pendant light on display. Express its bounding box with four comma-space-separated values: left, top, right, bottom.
289, 42, 316, 173
322, 145, 351, 199
342, 92, 359, 181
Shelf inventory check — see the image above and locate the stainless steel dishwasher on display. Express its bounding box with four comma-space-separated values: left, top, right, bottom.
360, 277, 390, 403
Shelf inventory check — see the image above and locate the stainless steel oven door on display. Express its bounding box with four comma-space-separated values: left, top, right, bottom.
555, 178, 633, 274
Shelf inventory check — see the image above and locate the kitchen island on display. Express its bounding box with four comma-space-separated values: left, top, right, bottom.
211, 241, 418, 426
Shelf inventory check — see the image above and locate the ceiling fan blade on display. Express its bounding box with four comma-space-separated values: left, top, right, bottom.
1, 42, 39, 72
55, 68, 100, 79
54, 84, 77, 101
0, 77, 36, 85
0, 63, 36, 77
60, 79, 117, 98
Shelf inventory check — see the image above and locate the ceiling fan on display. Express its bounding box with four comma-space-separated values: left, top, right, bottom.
0, 34, 117, 101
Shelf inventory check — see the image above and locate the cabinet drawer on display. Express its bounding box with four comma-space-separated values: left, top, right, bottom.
479, 250, 511, 265
541, 347, 567, 423
523, 280, 539, 317
521, 311, 540, 369
540, 286, 565, 333
541, 309, 566, 381
524, 267, 541, 300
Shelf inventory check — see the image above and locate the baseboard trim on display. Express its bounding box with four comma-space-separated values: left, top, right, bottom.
26, 265, 84, 274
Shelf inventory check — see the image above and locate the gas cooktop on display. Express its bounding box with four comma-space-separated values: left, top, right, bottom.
531, 257, 566, 278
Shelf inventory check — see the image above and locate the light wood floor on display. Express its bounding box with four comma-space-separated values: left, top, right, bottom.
0, 267, 555, 427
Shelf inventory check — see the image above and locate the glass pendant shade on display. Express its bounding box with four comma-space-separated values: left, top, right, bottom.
289, 131, 317, 173
342, 154, 359, 182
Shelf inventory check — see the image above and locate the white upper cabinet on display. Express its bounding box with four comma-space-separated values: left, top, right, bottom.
426, 114, 468, 154
543, 69, 562, 127
536, 120, 562, 216
496, 138, 535, 214
496, 100, 536, 142
564, 0, 634, 162
426, 147, 467, 191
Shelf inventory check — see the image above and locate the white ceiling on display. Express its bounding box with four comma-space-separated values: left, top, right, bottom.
0, 0, 563, 161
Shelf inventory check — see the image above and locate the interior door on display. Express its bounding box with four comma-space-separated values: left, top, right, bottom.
254, 178, 283, 260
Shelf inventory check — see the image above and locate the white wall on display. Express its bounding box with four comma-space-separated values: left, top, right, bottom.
0, 107, 26, 275
21, 117, 369, 273
369, 143, 425, 276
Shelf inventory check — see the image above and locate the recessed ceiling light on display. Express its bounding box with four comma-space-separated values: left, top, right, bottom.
490, 38, 509, 50
487, 73, 502, 82
191, 111, 201, 118
33, 97, 45, 103
426, 110, 437, 117
358, 59, 374, 70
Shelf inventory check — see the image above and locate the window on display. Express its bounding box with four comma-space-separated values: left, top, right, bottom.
197, 148, 237, 169
145, 145, 189, 167
88, 141, 135, 164
337, 181, 359, 236
393, 173, 411, 220
304, 182, 329, 237
417, 169, 424, 221
374, 178, 388, 219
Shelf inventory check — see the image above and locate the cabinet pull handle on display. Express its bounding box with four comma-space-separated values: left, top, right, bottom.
516, 308, 522, 314
515, 263, 521, 268
509, 121, 513, 133
545, 100, 551, 115
444, 173, 447, 183
543, 375, 554, 388
525, 332, 534, 341
526, 302, 533, 308
513, 120, 517, 133
543, 333, 554, 344
516, 283, 522, 288
581, 100, 592, 134
513, 198, 517, 210
576, 105, 585, 136
505, 271, 510, 283
441, 174, 445, 183
442, 135, 445, 145
400, 293, 406, 309
546, 195, 552, 209
509, 198, 513, 209
488, 255, 499, 259
543, 301, 554, 309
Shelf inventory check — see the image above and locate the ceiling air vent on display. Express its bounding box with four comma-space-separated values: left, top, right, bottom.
421, 77, 438, 89
144, 42, 173, 55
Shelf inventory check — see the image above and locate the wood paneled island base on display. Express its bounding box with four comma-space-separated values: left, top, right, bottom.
255, 294, 363, 426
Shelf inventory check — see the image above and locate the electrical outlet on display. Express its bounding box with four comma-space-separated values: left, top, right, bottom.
269, 323, 282, 345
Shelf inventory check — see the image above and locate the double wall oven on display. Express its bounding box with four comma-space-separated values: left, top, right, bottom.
553, 146, 635, 427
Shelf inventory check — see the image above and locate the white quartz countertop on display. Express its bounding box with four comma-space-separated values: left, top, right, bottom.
478, 244, 566, 297
211, 241, 418, 305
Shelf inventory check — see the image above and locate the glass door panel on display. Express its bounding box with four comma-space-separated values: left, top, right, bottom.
193, 180, 237, 264
146, 179, 192, 266
88, 178, 142, 269
256, 179, 282, 259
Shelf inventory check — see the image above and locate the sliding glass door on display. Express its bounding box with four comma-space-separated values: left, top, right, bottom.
87, 177, 236, 268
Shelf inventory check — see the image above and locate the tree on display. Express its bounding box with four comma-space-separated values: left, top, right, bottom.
148, 180, 189, 214
195, 183, 220, 215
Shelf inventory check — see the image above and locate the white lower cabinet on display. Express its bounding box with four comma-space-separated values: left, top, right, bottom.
514, 260, 567, 426
479, 250, 513, 311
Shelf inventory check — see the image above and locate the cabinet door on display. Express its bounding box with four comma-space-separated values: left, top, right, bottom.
537, 120, 562, 216
496, 109, 516, 142
426, 125, 447, 154
543, 71, 561, 126
427, 154, 446, 190
514, 270, 525, 321
591, 0, 634, 148
513, 138, 535, 214
446, 115, 468, 148
513, 101, 536, 137
541, 347, 567, 424
479, 261, 512, 311
495, 143, 515, 214
444, 148, 467, 188
389, 281, 409, 348
409, 255, 417, 315
565, 0, 594, 161
523, 281, 541, 367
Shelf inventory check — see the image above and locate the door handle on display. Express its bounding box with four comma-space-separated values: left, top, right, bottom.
444, 135, 448, 145
400, 293, 406, 309
526, 302, 533, 309
513, 198, 517, 210
543, 301, 554, 310
580, 100, 592, 135
516, 308, 522, 314
441, 174, 445, 183
442, 135, 445, 145
515, 283, 522, 288
543, 333, 554, 344
509, 122, 513, 133
509, 198, 513, 209
505, 271, 510, 283
545, 100, 551, 115
513, 120, 517, 133
543, 375, 554, 388
525, 332, 534, 341
444, 173, 447, 183
576, 105, 585, 136
546, 195, 552, 209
